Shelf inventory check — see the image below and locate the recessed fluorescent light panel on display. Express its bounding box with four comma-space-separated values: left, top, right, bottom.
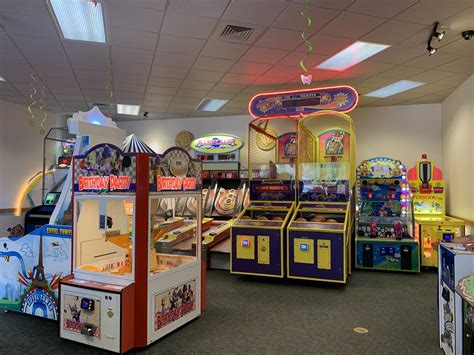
0, 76, 6, 82
117, 104, 140, 115
365, 80, 425, 98
50, 0, 106, 43
196, 98, 228, 112
317, 41, 390, 71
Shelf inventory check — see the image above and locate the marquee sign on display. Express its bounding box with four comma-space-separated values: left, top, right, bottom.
74, 144, 136, 192
249, 85, 358, 119
190, 134, 243, 154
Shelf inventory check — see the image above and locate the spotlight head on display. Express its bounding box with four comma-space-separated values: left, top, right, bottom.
433, 30, 445, 40
427, 45, 436, 55
462, 30, 473, 40
143, 111, 149, 119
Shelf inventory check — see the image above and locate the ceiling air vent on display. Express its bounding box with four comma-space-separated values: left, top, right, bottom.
220, 25, 255, 42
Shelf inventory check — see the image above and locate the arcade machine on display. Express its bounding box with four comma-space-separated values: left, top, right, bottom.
59, 144, 203, 352
288, 98, 358, 283
189, 134, 248, 269
355, 157, 419, 272
0, 107, 125, 320
408, 154, 465, 268
455, 274, 474, 355
439, 236, 474, 355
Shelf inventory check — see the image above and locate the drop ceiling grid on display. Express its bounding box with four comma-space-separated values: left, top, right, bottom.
0, 0, 472, 120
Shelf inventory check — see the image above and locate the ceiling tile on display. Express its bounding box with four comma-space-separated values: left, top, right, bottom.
273, 4, 340, 33
358, 76, 399, 88
111, 0, 167, 10
294, 0, 354, 10
347, 0, 418, 18
319, 12, 386, 39
171, 96, 203, 105
110, 5, 163, 32
407, 70, 461, 84
114, 74, 149, 85
395, 0, 473, 25
369, 45, 426, 65
177, 88, 209, 98
241, 47, 290, 64
181, 80, 216, 91
168, 0, 230, 18
223, 0, 289, 26
65, 42, 108, 70
404, 53, 460, 69
162, 13, 218, 39
279, 52, 328, 68
74, 70, 108, 89
379, 65, 426, 79
341, 61, 395, 76
109, 27, 158, 50
114, 83, 146, 93
2, 13, 57, 38
111, 46, 154, 64
186, 70, 225, 82
146, 86, 179, 95
0, 36, 16, 50
150, 66, 189, 79
410, 83, 454, 95
436, 57, 474, 74
205, 91, 236, 100
200, 40, 250, 60
252, 76, 289, 86
193, 57, 235, 72
264, 65, 301, 79
445, 6, 474, 31
144, 93, 174, 102
143, 100, 170, 108
437, 73, 471, 87
212, 83, 247, 93
229, 61, 273, 75
114, 91, 144, 100
156, 35, 206, 55
440, 39, 474, 57
147, 76, 183, 87
361, 20, 428, 45
233, 93, 255, 102
406, 94, 445, 104
114, 62, 151, 76
255, 28, 303, 50
297, 34, 354, 56
220, 73, 260, 85
1, 0, 51, 18
154, 52, 197, 68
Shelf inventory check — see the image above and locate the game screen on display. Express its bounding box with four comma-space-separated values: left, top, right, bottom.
299, 162, 350, 202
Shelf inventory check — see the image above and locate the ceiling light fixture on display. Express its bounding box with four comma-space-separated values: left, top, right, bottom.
196, 98, 228, 112
365, 80, 425, 98
49, 0, 106, 43
316, 41, 390, 72
117, 104, 141, 115
0, 76, 6, 82
427, 22, 444, 55
462, 30, 473, 40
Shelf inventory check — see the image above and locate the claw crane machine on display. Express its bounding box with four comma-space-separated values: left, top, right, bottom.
407, 154, 465, 268
287, 86, 358, 283
231, 86, 358, 279
59, 144, 203, 352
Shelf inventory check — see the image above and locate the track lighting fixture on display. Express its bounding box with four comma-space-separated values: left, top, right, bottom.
462, 30, 473, 40
427, 22, 444, 55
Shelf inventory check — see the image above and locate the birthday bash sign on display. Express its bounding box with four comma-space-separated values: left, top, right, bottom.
74, 144, 136, 192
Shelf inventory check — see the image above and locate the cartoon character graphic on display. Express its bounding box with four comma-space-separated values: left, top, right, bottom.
369, 220, 378, 237
325, 132, 344, 156
394, 220, 404, 239
69, 304, 81, 322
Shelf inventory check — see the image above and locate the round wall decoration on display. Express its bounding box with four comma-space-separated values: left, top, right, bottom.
175, 131, 194, 150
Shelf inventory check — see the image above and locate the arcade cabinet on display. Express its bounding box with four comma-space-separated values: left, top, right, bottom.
356, 157, 419, 272
438, 236, 474, 355
408, 154, 465, 268
59, 144, 203, 352
0, 107, 126, 320
288, 107, 357, 283
455, 274, 474, 355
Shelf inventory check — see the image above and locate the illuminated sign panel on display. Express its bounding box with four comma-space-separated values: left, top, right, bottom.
190, 134, 243, 154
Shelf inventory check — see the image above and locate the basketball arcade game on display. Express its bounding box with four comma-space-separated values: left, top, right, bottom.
407, 154, 465, 268
231, 86, 358, 280
0, 107, 125, 320
288, 106, 357, 283
59, 144, 202, 352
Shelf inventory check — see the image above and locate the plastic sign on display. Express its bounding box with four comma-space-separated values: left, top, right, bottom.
78, 175, 132, 191
248, 85, 358, 119
190, 134, 243, 154
157, 176, 198, 191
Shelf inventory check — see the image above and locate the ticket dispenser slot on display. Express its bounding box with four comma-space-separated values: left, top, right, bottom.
237, 235, 255, 260
257, 236, 270, 265
317, 240, 331, 270
294, 238, 314, 264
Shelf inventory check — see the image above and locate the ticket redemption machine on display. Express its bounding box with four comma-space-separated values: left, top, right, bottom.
355, 157, 419, 272
288, 106, 358, 283
408, 154, 465, 268
59, 144, 202, 352
438, 237, 474, 355
0, 107, 125, 320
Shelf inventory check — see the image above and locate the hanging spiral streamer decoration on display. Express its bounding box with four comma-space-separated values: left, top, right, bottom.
105, 59, 114, 108
39, 86, 48, 135
300, 0, 313, 85
27, 74, 37, 127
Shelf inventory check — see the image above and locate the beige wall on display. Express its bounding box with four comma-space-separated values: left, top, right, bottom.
0, 99, 52, 209
441, 75, 474, 220
118, 103, 443, 172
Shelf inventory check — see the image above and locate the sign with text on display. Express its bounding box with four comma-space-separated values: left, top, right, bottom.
191, 134, 243, 154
